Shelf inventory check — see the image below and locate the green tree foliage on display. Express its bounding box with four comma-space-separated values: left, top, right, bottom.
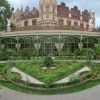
10, 22, 16, 28
0, 0, 13, 29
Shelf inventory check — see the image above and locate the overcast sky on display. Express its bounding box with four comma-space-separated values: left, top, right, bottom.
7, 0, 100, 27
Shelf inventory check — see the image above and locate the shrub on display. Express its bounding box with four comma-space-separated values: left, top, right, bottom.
69, 74, 79, 84
43, 56, 54, 68
2, 51, 9, 60
19, 49, 30, 59
11, 73, 20, 82
10, 22, 16, 28
25, 77, 31, 86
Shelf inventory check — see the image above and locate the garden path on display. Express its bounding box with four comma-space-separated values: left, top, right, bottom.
11, 67, 44, 84
55, 66, 90, 84
0, 85, 100, 100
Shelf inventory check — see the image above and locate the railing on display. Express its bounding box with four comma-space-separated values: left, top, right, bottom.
0, 26, 88, 32
0, 26, 97, 33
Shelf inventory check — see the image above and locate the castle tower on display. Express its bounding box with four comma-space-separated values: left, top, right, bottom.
92, 8, 95, 28
38, 0, 58, 26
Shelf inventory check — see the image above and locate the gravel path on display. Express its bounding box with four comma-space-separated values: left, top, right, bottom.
11, 67, 44, 84
56, 66, 90, 84
0, 85, 100, 100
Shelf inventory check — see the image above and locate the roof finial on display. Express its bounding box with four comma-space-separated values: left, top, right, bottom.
92, 7, 95, 13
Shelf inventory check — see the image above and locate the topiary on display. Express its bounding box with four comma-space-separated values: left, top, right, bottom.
43, 56, 54, 68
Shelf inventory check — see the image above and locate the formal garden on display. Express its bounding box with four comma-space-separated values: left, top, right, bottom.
0, 55, 100, 94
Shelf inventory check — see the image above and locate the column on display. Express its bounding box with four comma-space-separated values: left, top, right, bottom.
80, 35, 83, 50
0, 38, 1, 50
59, 34, 61, 59
37, 35, 39, 58
16, 36, 20, 55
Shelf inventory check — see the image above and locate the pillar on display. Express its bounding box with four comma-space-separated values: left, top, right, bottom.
80, 35, 83, 50
16, 36, 20, 55
59, 34, 61, 59
36, 35, 39, 58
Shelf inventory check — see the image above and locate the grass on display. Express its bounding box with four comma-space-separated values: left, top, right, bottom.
0, 81, 100, 95
0, 63, 5, 73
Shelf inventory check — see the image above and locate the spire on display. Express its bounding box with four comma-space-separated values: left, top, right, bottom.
26, 4, 29, 8
89, 8, 92, 18
21, 5, 23, 11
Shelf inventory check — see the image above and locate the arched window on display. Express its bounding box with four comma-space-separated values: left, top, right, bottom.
82, 37, 98, 49
39, 36, 59, 56
1, 38, 17, 49
24, 20, 28, 26
62, 36, 80, 53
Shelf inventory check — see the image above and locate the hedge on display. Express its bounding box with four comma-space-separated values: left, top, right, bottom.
3, 67, 97, 92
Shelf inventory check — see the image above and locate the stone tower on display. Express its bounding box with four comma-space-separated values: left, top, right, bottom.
91, 8, 95, 28
38, 0, 58, 26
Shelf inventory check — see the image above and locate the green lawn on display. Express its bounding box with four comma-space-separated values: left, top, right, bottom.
0, 81, 100, 95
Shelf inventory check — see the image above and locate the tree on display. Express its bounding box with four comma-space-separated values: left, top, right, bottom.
0, 0, 13, 29
10, 22, 16, 28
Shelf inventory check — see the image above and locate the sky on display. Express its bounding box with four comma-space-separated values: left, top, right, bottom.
7, 0, 100, 27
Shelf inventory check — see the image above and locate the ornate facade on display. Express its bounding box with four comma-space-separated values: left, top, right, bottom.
11, 0, 95, 29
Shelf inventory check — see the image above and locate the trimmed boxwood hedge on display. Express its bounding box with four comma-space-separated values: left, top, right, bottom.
3, 66, 98, 92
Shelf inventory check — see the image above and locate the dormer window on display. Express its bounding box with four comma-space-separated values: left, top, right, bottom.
46, 7, 49, 12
